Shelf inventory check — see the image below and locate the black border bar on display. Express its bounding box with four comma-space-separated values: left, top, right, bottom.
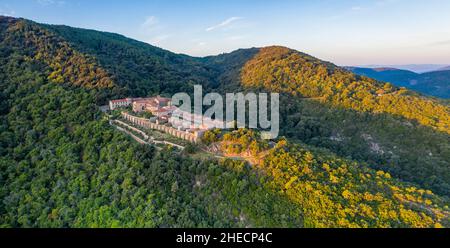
0, 228, 448, 247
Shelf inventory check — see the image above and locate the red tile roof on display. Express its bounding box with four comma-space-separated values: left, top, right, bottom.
111, 99, 128, 103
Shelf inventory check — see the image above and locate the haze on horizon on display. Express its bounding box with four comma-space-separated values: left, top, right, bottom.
1, 0, 450, 66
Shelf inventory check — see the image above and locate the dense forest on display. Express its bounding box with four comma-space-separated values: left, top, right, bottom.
44, 23, 217, 98
233, 47, 450, 196
0, 17, 304, 227
198, 46, 450, 196
203, 129, 449, 227
0, 16, 449, 227
240, 47, 449, 134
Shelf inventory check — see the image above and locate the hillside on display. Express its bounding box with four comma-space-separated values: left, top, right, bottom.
44, 24, 216, 98
0, 16, 449, 227
239, 47, 450, 133
0, 16, 304, 228
347, 67, 450, 99
203, 129, 449, 227
206, 46, 450, 195
1, 19, 116, 90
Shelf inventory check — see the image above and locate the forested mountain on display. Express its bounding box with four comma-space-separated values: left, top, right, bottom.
205, 46, 450, 196
44, 24, 216, 98
0, 17, 304, 228
1, 16, 449, 228
347, 67, 450, 98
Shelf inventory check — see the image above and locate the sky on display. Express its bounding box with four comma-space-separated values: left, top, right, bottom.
1, 0, 450, 66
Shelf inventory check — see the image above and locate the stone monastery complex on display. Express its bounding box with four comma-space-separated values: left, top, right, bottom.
109, 96, 224, 143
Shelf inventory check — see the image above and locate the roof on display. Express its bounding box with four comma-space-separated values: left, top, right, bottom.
161, 106, 177, 111
155, 96, 171, 103
111, 96, 171, 105
133, 99, 153, 104
111, 99, 129, 103
154, 106, 176, 113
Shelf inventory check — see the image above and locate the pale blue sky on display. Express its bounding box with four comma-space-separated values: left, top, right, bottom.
1, 0, 450, 65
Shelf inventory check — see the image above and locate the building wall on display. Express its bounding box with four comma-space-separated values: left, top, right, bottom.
109, 98, 133, 110
122, 112, 200, 143
110, 96, 173, 114
133, 102, 147, 113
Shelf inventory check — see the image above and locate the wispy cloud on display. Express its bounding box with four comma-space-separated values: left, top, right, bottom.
139, 16, 171, 46
0, 10, 15, 17
206, 17, 243, 32
142, 16, 159, 30
429, 39, 450, 46
375, 0, 400, 6
351, 6, 364, 11
36, 0, 66, 6
0, 5, 15, 17
352, 0, 400, 12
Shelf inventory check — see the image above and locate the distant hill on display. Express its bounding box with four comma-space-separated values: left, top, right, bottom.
437, 65, 450, 71
345, 67, 418, 88
417, 70, 450, 98
361, 64, 448, 73
347, 67, 450, 98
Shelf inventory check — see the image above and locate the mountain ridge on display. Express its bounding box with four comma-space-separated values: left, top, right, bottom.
1, 16, 449, 227
3, 16, 450, 192
437, 65, 450, 71
358, 64, 449, 73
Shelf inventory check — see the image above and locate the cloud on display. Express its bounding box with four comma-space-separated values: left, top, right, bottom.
351, 0, 399, 12
0, 6, 15, 17
351, 6, 364, 11
36, 0, 65, 6
142, 16, 159, 30
139, 16, 171, 46
375, 0, 400, 6
141, 16, 166, 33
206, 17, 243, 32
429, 39, 450, 46
0, 10, 15, 17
